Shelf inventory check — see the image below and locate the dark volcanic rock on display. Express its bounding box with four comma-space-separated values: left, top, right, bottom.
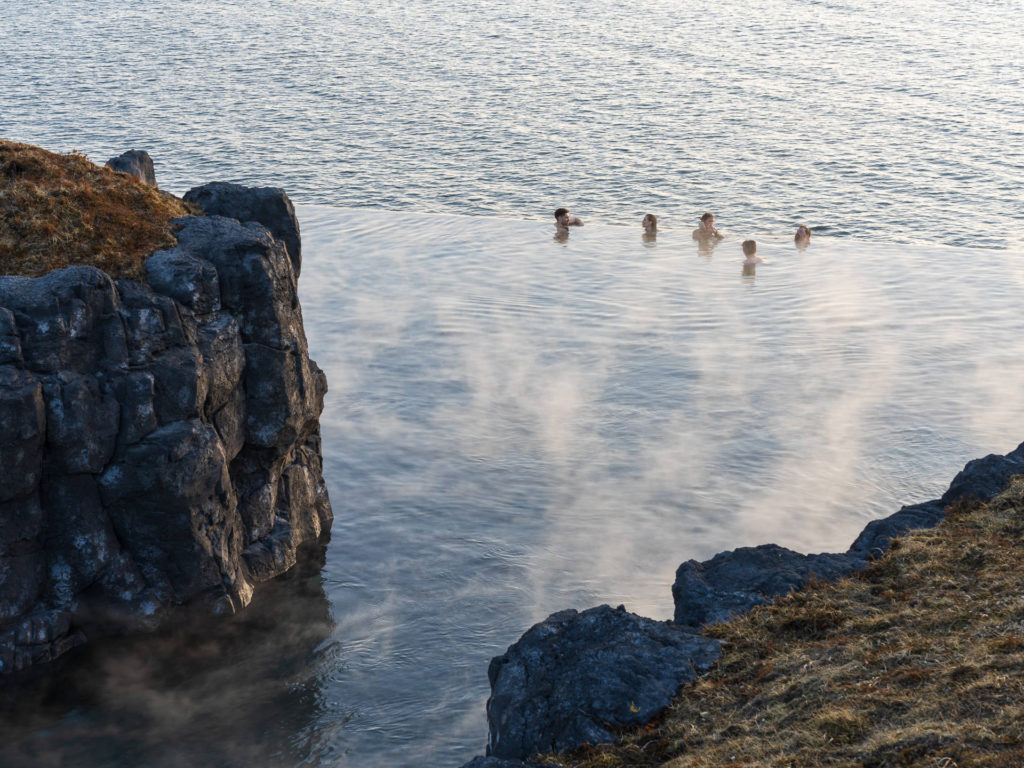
847, 442, 1024, 561
941, 441, 1024, 506
183, 181, 302, 277
0, 185, 331, 674
846, 500, 946, 560
105, 149, 157, 187
0, 366, 45, 503
485, 604, 721, 761
461, 758, 547, 768
0, 308, 22, 364
146, 249, 221, 315
0, 266, 121, 374
672, 544, 866, 628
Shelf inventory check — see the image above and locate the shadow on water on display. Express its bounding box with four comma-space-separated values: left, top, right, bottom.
0, 542, 338, 768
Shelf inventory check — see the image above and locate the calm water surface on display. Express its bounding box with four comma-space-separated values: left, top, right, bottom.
3, 0, 1024, 765
2, 0, 1023, 247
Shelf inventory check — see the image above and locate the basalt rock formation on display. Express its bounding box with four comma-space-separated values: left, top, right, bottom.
0, 182, 331, 675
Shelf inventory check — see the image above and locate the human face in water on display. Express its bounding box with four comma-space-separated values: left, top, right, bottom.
703, 216, 715, 231
556, 211, 570, 227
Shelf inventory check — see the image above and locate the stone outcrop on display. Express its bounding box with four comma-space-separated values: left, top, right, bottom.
468, 441, 1024, 765
105, 150, 157, 187
848, 442, 1024, 561
183, 182, 302, 278
0, 184, 331, 675
483, 605, 721, 761
672, 545, 865, 628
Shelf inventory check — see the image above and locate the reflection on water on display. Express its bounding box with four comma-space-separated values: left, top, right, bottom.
5, 208, 1024, 767
0, 546, 336, 768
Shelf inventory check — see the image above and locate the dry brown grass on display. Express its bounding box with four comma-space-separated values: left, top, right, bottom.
537, 477, 1024, 768
0, 139, 195, 280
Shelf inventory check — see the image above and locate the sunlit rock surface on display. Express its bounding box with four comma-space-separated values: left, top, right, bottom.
0, 186, 331, 675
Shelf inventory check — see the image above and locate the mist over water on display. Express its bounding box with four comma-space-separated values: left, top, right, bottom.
2, 0, 1023, 248
3, 0, 1024, 765
2, 213, 1023, 767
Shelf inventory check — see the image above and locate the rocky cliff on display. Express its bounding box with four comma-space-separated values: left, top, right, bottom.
0, 181, 331, 675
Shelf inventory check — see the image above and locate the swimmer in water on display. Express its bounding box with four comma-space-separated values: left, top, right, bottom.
692, 211, 724, 241
741, 239, 762, 276
742, 239, 763, 264
795, 225, 811, 246
642, 213, 657, 242
554, 208, 584, 229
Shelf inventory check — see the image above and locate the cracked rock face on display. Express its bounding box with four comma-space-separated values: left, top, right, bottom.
484, 604, 722, 761
0, 185, 331, 675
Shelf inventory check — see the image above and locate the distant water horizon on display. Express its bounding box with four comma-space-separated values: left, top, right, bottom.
3, 0, 1022, 249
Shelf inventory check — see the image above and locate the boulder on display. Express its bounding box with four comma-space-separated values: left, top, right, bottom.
847, 442, 1024, 561
846, 500, 946, 560
672, 544, 866, 628
105, 150, 157, 187
485, 604, 721, 761
941, 441, 1024, 506
183, 182, 302, 277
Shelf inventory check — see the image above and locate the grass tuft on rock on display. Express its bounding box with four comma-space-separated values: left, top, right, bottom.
536, 476, 1024, 767
0, 139, 195, 280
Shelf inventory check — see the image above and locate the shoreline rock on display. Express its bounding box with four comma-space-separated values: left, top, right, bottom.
461, 440, 1024, 765
0, 179, 331, 675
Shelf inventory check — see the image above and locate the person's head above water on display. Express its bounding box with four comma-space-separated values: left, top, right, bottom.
642, 213, 657, 233
742, 239, 757, 258
554, 208, 583, 227
693, 211, 723, 240
795, 225, 811, 240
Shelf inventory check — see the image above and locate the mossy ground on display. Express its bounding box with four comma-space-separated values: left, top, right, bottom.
0, 140, 195, 280
536, 479, 1024, 768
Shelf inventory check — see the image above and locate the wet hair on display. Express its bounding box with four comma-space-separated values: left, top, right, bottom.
643, 213, 657, 229
795, 225, 811, 239
742, 239, 757, 256
700, 212, 715, 223
554, 208, 569, 220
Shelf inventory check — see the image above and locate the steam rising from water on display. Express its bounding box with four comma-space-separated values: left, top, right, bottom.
4, 208, 1023, 767
302, 207, 1024, 763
